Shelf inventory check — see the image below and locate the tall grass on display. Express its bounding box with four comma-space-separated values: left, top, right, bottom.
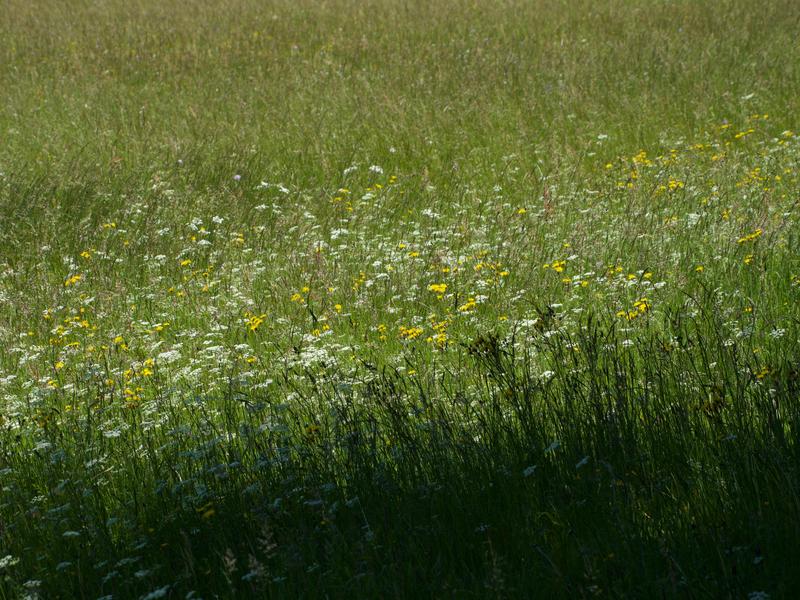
1, 0, 799, 598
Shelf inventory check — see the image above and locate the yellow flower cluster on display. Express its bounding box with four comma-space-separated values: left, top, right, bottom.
399, 325, 424, 340
617, 298, 651, 321
737, 228, 763, 244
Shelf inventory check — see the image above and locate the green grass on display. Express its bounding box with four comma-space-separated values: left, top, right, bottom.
1, 0, 800, 597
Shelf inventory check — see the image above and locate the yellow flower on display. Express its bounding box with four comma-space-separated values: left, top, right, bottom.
247, 313, 267, 331
458, 298, 477, 312
737, 228, 763, 244
633, 298, 650, 313
428, 283, 447, 295
427, 332, 448, 348
544, 260, 566, 273
667, 178, 684, 191
399, 325, 424, 340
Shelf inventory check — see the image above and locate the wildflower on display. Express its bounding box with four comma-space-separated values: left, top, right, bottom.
546, 260, 566, 273
157, 350, 181, 364
399, 325, 424, 340
458, 298, 477, 312
668, 178, 684, 191
246, 313, 267, 332
428, 283, 447, 296
737, 228, 763, 244
633, 298, 651, 314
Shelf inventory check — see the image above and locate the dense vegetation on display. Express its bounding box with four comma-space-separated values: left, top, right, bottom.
1, 0, 799, 597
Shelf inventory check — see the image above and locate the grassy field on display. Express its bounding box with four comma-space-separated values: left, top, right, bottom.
1, 0, 800, 597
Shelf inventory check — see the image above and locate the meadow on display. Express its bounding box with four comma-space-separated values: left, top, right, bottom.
1, 0, 800, 597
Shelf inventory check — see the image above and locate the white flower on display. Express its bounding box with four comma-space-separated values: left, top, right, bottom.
157, 350, 181, 364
